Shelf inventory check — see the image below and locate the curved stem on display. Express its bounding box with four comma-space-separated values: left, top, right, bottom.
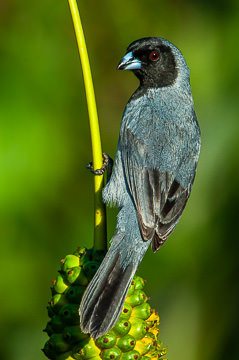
68, 0, 107, 251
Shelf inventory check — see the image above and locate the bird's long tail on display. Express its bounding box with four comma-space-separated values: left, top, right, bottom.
79, 230, 147, 339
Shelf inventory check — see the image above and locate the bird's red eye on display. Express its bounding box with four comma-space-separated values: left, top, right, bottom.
149, 51, 160, 61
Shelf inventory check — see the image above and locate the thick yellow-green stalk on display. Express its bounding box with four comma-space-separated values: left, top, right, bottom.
68, 0, 107, 252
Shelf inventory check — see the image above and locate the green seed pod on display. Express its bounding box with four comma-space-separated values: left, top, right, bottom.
127, 281, 136, 296
57, 351, 75, 360
126, 290, 147, 307
64, 267, 88, 286
77, 248, 105, 267
116, 334, 135, 352
50, 285, 57, 297
65, 285, 85, 304
43, 247, 167, 360
134, 337, 152, 356
140, 356, 150, 360
73, 338, 101, 360
112, 319, 131, 337
145, 311, 159, 330
61, 255, 80, 271
47, 305, 55, 318
64, 267, 81, 285
63, 326, 88, 344
100, 346, 121, 360
51, 315, 64, 333
46, 333, 71, 354
95, 331, 117, 349
59, 304, 80, 325
42, 340, 57, 359
51, 294, 61, 307
44, 321, 54, 337
120, 303, 133, 320
73, 247, 87, 258
83, 261, 100, 281
73, 268, 89, 286
142, 332, 155, 343
54, 274, 68, 294
77, 248, 92, 266
134, 276, 145, 291
159, 348, 167, 357
50, 294, 68, 313
91, 249, 105, 263
128, 318, 148, 341
120, 350, 141, 360
56, 352, 75, 360
131, 303, 152, 320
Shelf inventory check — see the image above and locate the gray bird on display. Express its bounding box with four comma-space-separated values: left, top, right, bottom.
80, 37, 201, 339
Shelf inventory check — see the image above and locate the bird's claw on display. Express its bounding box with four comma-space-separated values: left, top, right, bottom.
86, 161, 93, 171
87, 153, 113, 182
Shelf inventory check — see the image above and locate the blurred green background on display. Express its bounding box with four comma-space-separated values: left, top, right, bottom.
1, 0, 239, 359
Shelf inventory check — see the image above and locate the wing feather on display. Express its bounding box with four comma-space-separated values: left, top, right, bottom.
121, 110, 192, 251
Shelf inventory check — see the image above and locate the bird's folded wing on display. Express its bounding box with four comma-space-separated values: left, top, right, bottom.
121, 126, 189, 247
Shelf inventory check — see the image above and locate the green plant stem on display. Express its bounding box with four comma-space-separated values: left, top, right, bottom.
67, 0, 107, 252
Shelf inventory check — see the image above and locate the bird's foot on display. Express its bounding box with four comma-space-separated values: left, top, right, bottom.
86, 152, 113, 182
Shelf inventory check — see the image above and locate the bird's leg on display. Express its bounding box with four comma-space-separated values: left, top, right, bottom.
86, 152, 113, 183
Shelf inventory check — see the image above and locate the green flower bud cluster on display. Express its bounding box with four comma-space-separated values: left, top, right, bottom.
43, 247, 167, 360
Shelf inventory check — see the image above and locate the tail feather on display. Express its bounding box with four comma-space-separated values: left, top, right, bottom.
79, 249, 135, 339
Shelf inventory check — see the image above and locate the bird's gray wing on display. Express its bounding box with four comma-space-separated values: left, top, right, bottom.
120, 110, 190, 252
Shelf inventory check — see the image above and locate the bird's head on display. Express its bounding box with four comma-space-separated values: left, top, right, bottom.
117, 37, 190, 89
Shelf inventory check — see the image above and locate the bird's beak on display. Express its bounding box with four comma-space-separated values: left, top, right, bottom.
117, 51, 142, 70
